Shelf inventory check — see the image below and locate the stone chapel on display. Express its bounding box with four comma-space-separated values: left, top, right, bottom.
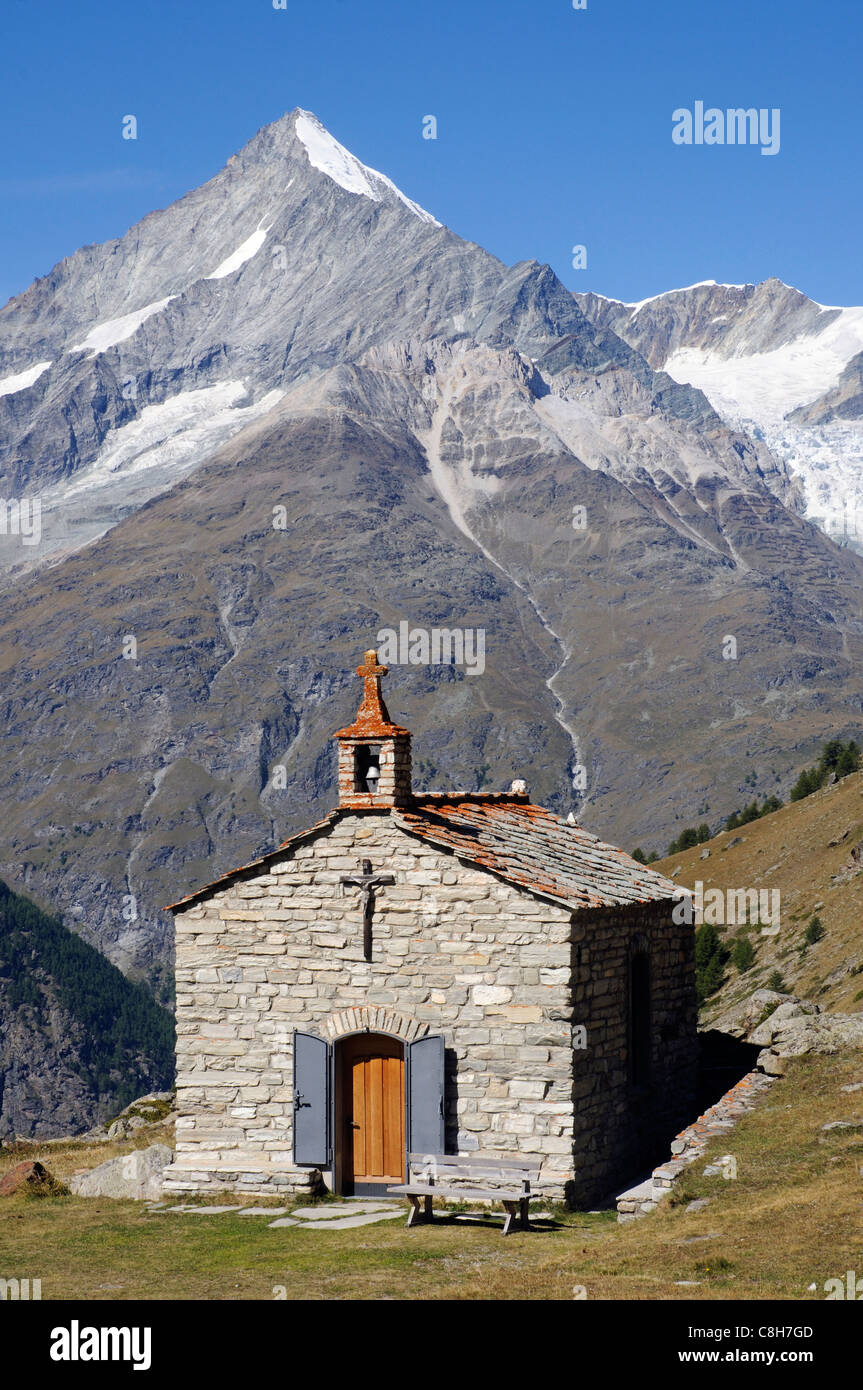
163, 650, 697, 1204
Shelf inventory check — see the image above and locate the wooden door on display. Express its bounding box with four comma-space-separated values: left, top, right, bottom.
339, 1034, 404, 1192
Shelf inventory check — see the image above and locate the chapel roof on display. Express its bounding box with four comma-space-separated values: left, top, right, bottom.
394, 796, 677, 910
166, 648, 678, 913
166, 795, 676, 912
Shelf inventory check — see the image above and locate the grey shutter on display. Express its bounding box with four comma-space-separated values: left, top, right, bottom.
407, 1034, 445, 1154
293, 1031, 331, 1166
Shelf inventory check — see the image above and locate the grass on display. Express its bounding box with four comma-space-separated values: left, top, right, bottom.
1, 1053, 861, 1300
658, 769, 863, 1017
115, 1098, 174, 1126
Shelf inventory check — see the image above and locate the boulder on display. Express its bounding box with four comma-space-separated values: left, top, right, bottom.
0, 1160, 56, 1196
753, 1012, 863, 1066
757, 1050, 788, 1076
106, 1114, 149, 1140
712, 989, 798, 1039
749, 1000, 820, 1046
69, 1144, 173, 1201
89, 1092, 176, 1142
713, 988, 863, 1072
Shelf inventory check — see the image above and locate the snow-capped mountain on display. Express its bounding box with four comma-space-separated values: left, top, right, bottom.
576, 279, 863, 548
0, 111, 448, 572
0, 113, 800, 577
2, 110, 863, 977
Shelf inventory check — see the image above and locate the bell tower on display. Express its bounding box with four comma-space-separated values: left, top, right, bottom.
333, 649, 412, 808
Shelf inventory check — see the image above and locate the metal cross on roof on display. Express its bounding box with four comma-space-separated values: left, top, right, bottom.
340, 857, 395, 961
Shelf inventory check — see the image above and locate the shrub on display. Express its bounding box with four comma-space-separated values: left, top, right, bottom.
725, 795, 784, 831
803, 916, 825, 946
23, 1173, 70, 1200
732, 937, 756, 973
790, 739, 860, 802
695, 923, 728, 1004
668, 826, 700, 856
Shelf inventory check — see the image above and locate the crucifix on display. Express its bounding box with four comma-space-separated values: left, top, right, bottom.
340, 858, 395, 960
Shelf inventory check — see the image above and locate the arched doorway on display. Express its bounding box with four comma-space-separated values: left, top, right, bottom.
335, 1033, 405, 1196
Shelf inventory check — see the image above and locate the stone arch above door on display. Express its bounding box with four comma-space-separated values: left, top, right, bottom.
325, 1006, 430, 1042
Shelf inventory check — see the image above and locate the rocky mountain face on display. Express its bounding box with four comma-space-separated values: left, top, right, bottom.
0, 989, 99, 1139
0, 879, 173, 1138
1, 111, 863, 979
575, 279, 863, 548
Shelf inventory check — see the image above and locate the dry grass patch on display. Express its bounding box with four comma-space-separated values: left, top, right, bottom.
1, 1054, 860, 1300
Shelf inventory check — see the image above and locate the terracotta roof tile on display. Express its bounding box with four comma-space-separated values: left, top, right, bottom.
395, 797, 677, 910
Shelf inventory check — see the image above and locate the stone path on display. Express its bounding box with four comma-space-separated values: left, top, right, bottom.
273, 1207, 405, 1231
146, 1197, 405, 1232
615, 1069, 777, 1221
291, 1202, 395, 1219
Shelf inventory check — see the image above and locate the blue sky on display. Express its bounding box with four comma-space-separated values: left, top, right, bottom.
1, 0, 860, 309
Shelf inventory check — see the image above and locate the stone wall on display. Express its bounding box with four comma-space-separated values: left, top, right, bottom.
164, 809, 575, 1196
568, 900, 698, 1203
163, 808, 696, 1203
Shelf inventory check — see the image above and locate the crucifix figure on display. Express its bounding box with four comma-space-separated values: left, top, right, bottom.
340, 858, 395, 960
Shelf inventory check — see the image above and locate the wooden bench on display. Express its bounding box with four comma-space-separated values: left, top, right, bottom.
388, 1153, 540, 1235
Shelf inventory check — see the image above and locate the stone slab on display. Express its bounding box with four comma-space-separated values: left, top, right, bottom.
614, 1176, 656, 1203
292, 1202, 395, 1220
180, 1204, 246, 1214
295, 1209, 406, 1230
684, 1198, 714, 1214
237, 1206, 289, 1216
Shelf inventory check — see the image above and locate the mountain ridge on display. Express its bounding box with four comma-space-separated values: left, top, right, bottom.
574, 278, 863, 547
0, 109, 862, 984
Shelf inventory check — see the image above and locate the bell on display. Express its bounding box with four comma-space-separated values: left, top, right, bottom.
365, 763, 380, 793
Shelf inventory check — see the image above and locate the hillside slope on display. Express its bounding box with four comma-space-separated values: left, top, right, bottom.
658, 770, 863, 1020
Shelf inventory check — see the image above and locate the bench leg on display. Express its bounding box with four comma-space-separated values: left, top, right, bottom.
406, 1194, 434, 1228
519, 1197, 530, 1230
501, 1201, 517, 1236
